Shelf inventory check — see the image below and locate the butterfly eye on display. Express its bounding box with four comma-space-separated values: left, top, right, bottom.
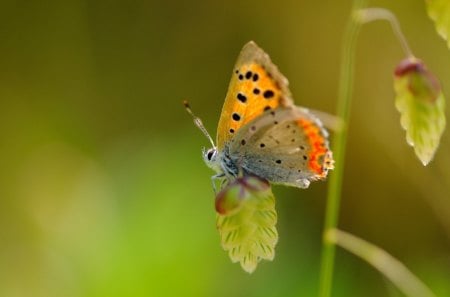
207, 150, 214, 160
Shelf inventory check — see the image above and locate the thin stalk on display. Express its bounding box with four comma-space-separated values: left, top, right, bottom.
317, 0, 367, 296
357, 8, 414, 58
327, 229, 436, 297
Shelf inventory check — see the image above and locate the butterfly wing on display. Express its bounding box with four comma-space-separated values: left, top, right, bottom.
216, 41, 294, 150
228, 107, 334, 188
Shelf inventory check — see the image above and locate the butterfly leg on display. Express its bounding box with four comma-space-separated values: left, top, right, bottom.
211, 173, 226, 194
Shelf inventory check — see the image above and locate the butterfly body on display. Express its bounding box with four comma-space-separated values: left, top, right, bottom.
200, 41, 333, 191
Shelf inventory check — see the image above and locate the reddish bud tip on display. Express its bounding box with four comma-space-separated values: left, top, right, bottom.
215, 176, 270, 215
394, 58, 441, 103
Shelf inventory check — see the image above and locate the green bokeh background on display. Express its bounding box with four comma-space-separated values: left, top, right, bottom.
1, 0, 449, 296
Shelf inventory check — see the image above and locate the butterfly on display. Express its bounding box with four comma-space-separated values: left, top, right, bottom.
185, 41, 333, 194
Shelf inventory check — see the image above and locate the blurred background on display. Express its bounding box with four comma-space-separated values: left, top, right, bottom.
1, 0, 449, 296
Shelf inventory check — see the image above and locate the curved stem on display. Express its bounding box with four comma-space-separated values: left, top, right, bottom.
357, 8, 415, 58
317, 0, 367, 296
327, 229, 436, 297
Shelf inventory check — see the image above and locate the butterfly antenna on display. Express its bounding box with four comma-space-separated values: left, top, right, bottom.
183, 100, 216, 148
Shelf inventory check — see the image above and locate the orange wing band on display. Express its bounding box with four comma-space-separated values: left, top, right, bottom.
297, 119, 332, 178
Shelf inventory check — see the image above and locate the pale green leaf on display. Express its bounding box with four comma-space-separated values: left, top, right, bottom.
426, 0, 450, 49
394, 58, 446, 165
216, 177, 278, 273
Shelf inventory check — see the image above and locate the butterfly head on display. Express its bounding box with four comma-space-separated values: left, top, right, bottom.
202, 147, 221, 172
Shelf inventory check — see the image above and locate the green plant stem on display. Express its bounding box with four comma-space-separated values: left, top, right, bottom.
357, 8, 414, 58
327, 229, 436, 297
318, 0, 367, 296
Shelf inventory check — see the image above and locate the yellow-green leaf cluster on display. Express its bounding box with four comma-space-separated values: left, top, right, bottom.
394, 58, 446, 165
216, 177, 278, 273
426, 0, 450, 49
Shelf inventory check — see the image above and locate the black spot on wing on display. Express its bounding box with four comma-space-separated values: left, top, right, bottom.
263, 90, 274, 99
237, 93, 247, 103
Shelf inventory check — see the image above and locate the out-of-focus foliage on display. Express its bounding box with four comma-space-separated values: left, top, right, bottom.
394, 58, 446, 165
216, 176, 278, 273
426, 0, 450, 48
